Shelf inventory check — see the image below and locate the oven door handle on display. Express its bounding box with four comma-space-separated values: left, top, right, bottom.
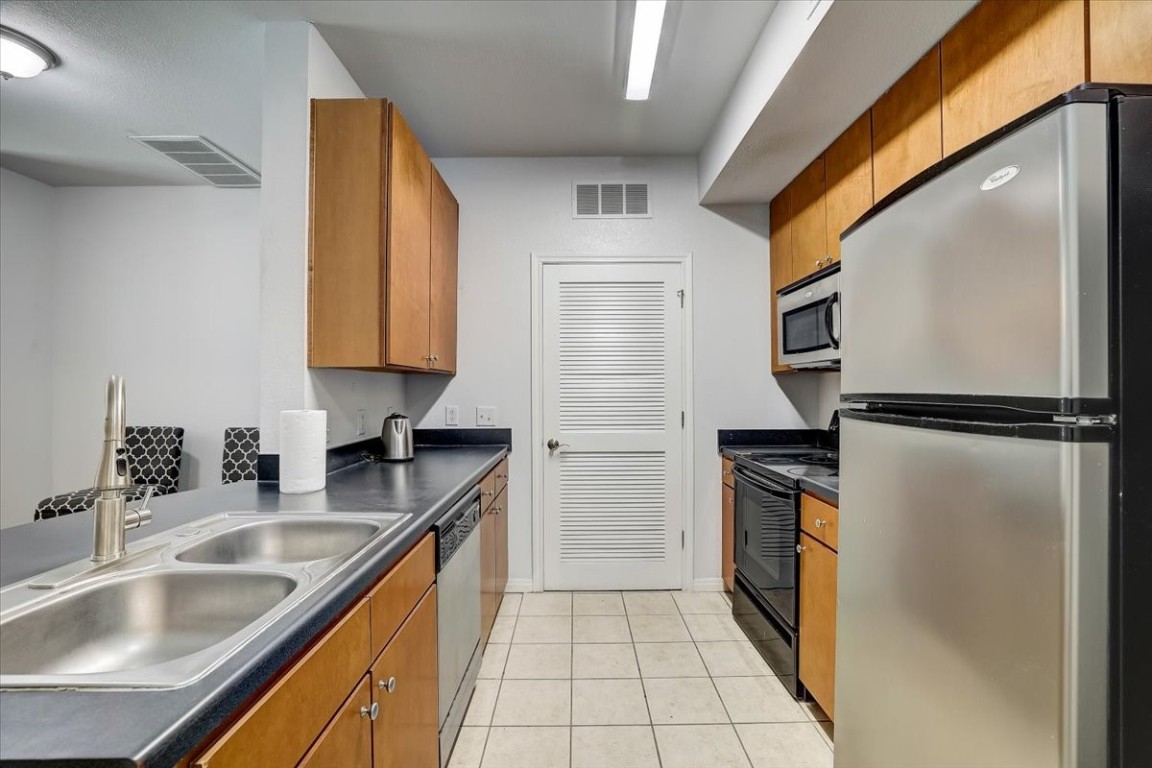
733, 466, 797, 498
824, 291, 840, 350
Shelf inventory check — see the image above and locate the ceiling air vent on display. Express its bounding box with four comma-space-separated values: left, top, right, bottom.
128, 135, 260, 188
573, 182, 650, 219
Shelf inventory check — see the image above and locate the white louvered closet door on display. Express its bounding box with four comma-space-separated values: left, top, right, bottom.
542, 262, 684, 590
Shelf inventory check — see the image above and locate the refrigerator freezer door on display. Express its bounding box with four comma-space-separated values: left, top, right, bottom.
835, 415, 1108, 768
840, 102, 1108, 405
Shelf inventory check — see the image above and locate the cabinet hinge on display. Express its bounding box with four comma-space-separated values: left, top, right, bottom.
676, 289, 685, 307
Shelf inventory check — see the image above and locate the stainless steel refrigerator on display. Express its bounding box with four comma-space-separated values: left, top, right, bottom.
836, 86, 1150, 768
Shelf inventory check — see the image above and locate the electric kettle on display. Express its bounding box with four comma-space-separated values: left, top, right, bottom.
380, 413, 414, 461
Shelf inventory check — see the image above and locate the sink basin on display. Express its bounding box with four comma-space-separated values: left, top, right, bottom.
175, 519, 382, 565
0, 571, 296, 677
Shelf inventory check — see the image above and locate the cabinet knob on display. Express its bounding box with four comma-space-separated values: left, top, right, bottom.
814, 259, 822, 268
379, 676, 397, 694
824, 256, 833, 266
493, 506, 502, 515
796, 544, 806, 553
482, 490, 494, 497
496, 473, 508, 480
814, 518, 826, 528
360, 702, 380, 720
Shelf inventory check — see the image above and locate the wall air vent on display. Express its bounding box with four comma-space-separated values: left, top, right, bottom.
128, 135, 260, 188
573, 182, 650, 219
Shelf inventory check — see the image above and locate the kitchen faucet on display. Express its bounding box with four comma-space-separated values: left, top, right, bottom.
91, 375, 153, 562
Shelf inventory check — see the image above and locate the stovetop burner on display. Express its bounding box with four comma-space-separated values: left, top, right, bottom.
798, 453, 838, 466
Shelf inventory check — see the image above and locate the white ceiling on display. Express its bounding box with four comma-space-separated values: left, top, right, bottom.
0, 0, 264, 186
0, 0, 777, 186
244, 0, 778, 157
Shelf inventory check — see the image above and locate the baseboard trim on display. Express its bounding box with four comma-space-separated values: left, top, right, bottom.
504, 579, 534, 593
692, 578, 726, 592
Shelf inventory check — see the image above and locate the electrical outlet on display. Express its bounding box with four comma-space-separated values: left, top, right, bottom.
445, 405, 460, 427
476, 406, 497, 427
356, 409, 367, 436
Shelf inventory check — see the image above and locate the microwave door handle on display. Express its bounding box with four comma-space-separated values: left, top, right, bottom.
825, 291, 840, 350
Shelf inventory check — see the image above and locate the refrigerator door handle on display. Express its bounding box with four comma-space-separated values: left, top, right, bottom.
825, 292, 840, 350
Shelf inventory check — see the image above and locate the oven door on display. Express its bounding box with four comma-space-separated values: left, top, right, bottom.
777, 270, 840, 368
733, 466, 800, 628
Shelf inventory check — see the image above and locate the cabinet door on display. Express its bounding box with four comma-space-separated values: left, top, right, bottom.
790, 156, 828, 282
799, 533, 837, 720
722, 484, 735, 593
193, 601, 371, 768
429, 166, 459, 374
494, 488, 509, 598
480, 508, 497, 644
942, 0, 1087, 156
825, 111, 873, 263
386, 105, 433, 369
1089, 0, 1152, 83
298, 676, 374, 768
872, 46, 942, 202
769, 187, 793, 374
308, 99, 387, 368
372, 586, 439, 768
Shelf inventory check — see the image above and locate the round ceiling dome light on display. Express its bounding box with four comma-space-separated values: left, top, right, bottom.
0, 25, 59, 80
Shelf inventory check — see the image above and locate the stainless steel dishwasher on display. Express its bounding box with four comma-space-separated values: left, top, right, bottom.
432, 487, 482, 767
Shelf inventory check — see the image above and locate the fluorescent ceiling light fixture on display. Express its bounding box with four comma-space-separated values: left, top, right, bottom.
0, 26, 59, 79
625, 0, 667, 101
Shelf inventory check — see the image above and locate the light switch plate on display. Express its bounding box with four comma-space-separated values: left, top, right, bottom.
445, 405, 460, 427
476, 406, 497, 427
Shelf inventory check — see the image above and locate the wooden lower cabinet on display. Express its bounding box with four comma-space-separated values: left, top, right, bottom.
191, 601, 371, 768
799, 531, 838, 720
480, 462, 510, 644
493, 487, 509, 598
298, 677, 374, 768
190, 535, 438, 768
722, 483, 735, 593
480, 507, 498, 643
371, 586, 440, 768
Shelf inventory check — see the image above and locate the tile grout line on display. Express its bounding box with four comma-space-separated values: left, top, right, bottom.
684, 597, 757, 768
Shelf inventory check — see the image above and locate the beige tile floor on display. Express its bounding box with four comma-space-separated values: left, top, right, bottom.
450, 591, 833, 768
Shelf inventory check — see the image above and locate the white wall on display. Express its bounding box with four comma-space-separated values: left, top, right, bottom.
49, 186, 261, 494
259, 23, 406, 453
0, 169, 56, 528
0, 170, 260, 527
407, 156, 814, 589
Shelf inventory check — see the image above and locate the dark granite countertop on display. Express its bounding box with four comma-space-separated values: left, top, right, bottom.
0, 445, 506, 768
799, 477, 839, 505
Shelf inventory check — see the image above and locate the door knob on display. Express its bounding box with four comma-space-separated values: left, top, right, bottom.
547, 439, 568, 453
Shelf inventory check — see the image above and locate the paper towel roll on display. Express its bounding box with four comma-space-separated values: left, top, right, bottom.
280, 410, 327, 494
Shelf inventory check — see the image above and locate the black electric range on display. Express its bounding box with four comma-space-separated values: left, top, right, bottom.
726, 445, 839, 700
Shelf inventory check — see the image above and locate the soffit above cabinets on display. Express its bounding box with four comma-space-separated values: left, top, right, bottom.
699, 0, 978, 205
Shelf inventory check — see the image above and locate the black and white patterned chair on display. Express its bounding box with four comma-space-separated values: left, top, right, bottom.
34, 426, 185, 520
222, 427, 259, 484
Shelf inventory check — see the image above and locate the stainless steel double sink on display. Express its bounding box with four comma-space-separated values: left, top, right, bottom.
0, 512, 410, 690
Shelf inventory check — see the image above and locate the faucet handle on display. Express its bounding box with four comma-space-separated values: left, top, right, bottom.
125, 485, 155, 530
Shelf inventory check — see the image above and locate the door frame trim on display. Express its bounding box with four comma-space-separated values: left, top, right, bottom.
529, 252, 695, 592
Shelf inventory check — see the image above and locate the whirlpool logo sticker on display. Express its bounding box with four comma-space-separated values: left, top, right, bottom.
980, 164, 1020, 191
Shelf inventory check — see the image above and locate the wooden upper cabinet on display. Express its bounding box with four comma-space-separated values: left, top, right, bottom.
769, 187, 793, 374
790, 155, 828, 283
309, 99, 387, 368
309, 99, 458, 373
872, 46, 943, 202
429, 167, 459, 374
1089, 0, 1152, 83
941, 0, 1087, 156
386, 107, 433, 370
824, 111, 874, 262
371, 586, 439, 768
